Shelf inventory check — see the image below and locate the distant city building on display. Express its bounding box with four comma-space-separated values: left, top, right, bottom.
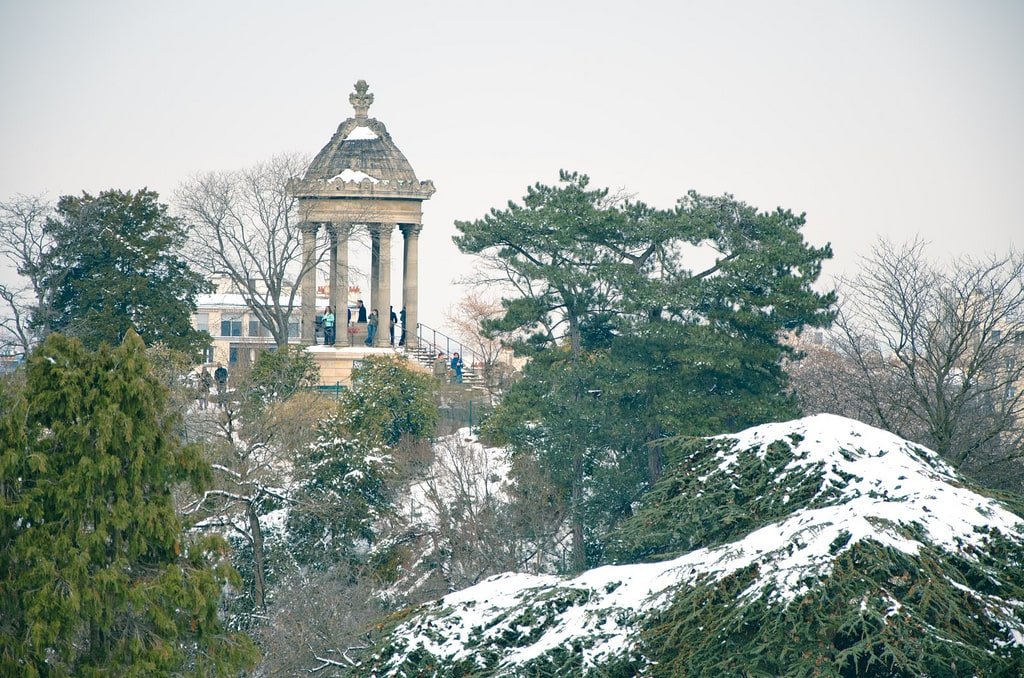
192, 273, 359, 368
0, 351, 24, 375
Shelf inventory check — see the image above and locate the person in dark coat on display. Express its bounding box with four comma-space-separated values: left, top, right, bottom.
357, 299, 367, 323
450, 352, 464, 384
213, 363, 228, 395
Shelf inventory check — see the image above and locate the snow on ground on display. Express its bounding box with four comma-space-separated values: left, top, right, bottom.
379, 414, 1024, 674
709, 414, 1023, 568
402, 428, 511, 530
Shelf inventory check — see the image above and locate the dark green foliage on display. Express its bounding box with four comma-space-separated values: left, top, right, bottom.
637, 539, 1024, 677
482, 350, 645, 568
286, 417, 394, 568
0, 332, 257, 677
38, 189, 210, 357
604, 428, 1024, 676
461, 172, 834, 570
340, 356, 439, 445
607, 435, 825, 563
286, 357, 436, 569
238, 345, 320, 418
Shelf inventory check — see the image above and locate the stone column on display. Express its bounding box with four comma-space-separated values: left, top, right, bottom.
401, 224, 421, 349
369, 226, 380, 318
333, 223, 349, 325
328, 227, 339, 314
300, 223, 318, 344
370, 223, 394, 347
337, 224, 354, 325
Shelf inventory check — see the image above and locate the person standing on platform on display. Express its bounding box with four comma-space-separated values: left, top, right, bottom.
198, 366, 213, 410
365, 309, 379, 346
399, 306, 407, 346
323, 306, 336, 346
389, 306, 398, 346
357, 299, 367, 323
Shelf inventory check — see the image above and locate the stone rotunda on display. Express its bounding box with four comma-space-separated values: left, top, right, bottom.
289, 80, 434, 349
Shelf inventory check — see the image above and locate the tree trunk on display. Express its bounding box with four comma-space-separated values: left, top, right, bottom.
646, 423, 665, 484
566, 308, 587, 572
248, 504, 267, 611
570, 453, 586, 572
647, 445, 664, 485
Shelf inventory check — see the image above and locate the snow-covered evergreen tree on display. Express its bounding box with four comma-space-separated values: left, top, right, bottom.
361, 415, 1024, 677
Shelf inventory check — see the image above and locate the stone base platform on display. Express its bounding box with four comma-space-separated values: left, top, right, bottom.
306, 344, 427, 388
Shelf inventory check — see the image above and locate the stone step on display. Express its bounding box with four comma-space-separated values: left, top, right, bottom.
406, 348, 485, 386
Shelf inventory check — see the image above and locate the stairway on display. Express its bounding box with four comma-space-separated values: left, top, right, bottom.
405, 341, 486, 389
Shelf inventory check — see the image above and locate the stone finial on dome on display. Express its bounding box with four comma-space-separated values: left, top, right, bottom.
350, 80, 374, 120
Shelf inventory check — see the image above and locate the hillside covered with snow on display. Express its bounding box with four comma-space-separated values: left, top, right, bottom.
362, 414, 1024, 676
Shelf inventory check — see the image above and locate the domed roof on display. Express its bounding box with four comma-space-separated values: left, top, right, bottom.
303, 81, 420, 185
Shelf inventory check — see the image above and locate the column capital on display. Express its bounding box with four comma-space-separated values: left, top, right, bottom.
300, 222, 320, 236
326, 221, 354, 239
368, 222, 396, 237
399, 223, 422, 238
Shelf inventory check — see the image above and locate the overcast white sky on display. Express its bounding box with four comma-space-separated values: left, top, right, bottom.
1, 0, 1021, 329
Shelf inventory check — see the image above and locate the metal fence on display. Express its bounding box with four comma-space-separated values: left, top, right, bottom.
437, 399, 491, 435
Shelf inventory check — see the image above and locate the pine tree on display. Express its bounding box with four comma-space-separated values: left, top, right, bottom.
460, 173, 835, 570
0, 332, 257, 676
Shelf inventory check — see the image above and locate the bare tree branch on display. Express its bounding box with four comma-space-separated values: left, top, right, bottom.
796, 238, 1024, 490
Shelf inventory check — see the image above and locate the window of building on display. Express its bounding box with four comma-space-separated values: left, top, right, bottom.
195, 313, 209, 333
229, 346, 239, 365
249, 319, 263, 337
992, 329, 1002, 341
221, 316, 242, 337
288, 317, 300, 338
203, 345, 214, 364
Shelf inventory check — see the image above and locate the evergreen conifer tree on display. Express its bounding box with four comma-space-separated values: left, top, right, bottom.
460, 173, 835, 570
37, 189, 210, 357
286, 357, 438, 568
0, 332, 257, 676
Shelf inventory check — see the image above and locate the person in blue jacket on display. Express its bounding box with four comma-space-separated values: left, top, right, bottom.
450, 352, 464, 384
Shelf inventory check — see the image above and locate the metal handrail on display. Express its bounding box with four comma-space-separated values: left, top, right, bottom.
416, 323, 478, 368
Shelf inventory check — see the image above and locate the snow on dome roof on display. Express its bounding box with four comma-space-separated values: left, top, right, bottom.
328, 169, 380, 184
346, 125, 378, 141
302, 80, 420, 184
